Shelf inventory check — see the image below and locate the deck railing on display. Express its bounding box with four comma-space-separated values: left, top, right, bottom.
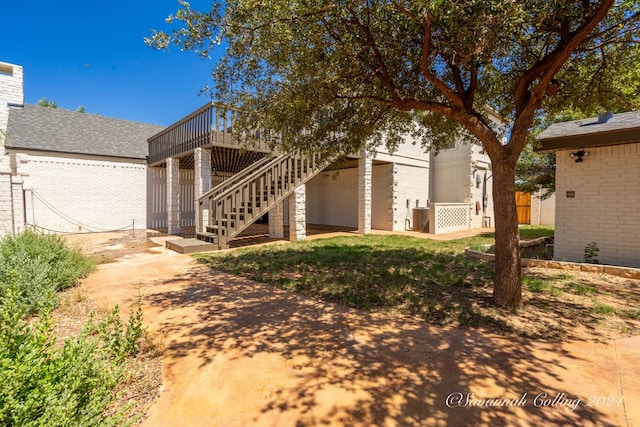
148, 102, 272, 165
195, 154, 275, 231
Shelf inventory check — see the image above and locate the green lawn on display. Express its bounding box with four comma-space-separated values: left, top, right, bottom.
194, 225, 640, 340
202, 233, 495, 318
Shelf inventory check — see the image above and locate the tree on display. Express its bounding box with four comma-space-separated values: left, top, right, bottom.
147, 0, 640, 311
516, 147, 556, 199
37, 97, 57, 108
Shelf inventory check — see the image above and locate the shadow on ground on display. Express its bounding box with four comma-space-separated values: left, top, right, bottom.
140, 262, 618, 426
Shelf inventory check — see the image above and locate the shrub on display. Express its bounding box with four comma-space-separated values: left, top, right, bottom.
0, 231, 144, 426
583, 241, 600, 264
0, 284, 125, 427
94, 299, 146, 361
0, 230, 94, 314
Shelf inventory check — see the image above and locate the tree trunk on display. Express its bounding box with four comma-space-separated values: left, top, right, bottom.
490, 159, 524, 311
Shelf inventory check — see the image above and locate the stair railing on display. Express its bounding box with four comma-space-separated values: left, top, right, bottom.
196, 154, 274, 234
211, 151, 326, 247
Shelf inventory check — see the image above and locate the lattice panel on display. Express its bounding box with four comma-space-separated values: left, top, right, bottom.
434, 205, 469, 233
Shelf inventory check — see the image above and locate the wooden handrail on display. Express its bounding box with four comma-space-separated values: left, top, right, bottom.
212, 153, 292, 202
197, 154, 274, 203
148, 101, 272, 165
211, 151, 326, 246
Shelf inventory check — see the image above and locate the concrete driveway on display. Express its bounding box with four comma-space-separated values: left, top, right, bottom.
79, 235, 639, 427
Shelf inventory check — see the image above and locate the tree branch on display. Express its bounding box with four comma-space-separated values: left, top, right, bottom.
247, 8, 332, 32
588, 11, 640, 39
346, 8, 404, 104
512, 0, 615, 155
420, 13, 465, 108
335, 95, 395, 105
389, 0, 418, 20
466, 67, 478, 106
395, 98, 502, 155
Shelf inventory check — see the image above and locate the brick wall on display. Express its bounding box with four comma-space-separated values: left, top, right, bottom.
371, 163, 393, 230
530, 192, 556, 226
431, 143, 472, 203
432, 142, 494, 229
0, 63, 24, 235
555, 143, 640, 267
0, 171, 13, 235
22, 152, 147, 233
392, 164, 430, 231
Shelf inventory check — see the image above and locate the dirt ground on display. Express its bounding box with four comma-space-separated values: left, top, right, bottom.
62, 230, 640, 427
57, 231, 164, 423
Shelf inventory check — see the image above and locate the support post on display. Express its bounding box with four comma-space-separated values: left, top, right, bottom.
194, 148, 212, 233
358, 149, 372, 234
268, 201, 285, 239
166, 157, 181, 235
288, 185, 306, 241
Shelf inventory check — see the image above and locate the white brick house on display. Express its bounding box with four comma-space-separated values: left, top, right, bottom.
538, 111, 640, 268
430, 141, 494, 230
1, 60, 495, 243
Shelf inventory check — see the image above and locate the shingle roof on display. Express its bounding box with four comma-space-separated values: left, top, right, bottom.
5, 104, 165, 160
536, 111, 640, 151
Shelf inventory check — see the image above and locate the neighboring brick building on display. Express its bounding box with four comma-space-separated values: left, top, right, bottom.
0, 61, 164, 234
538, 111, 640, 268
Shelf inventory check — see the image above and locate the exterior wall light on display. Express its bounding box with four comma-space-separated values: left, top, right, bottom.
570, 150, 589, 163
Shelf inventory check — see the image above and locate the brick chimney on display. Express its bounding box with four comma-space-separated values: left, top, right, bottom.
0, 62, 25, 137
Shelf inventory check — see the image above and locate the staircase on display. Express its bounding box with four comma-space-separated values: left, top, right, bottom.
196, 151, 326, 249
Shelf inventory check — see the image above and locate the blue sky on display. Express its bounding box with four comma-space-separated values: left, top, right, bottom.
3, 1, 219, 126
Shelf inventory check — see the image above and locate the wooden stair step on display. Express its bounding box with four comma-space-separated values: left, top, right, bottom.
206, 225, 228, 233
196, 231, 218, 244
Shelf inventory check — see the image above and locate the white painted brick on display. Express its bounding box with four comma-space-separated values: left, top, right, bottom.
555, 144, 640, 267
166, 157, 181, 234
306, 168, 358, 227
22, 153, 147, 233
288, 185, 306, 241
0, 62, 24, 137
268, 201, 284, 239
392, 164, 430, 231
358, 151, 372, 234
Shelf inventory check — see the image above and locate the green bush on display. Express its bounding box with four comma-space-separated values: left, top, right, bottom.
0, 230, 94, 314
95, 299, 146, 361
0, 285, 126, 427
0, 231, 145, 426
583, 241, 600, 264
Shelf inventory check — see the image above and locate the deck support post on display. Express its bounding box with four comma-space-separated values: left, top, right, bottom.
167, 157, 181, 235
358, 149, 372, 234
288, 185, 306, 241
194, 148, 212, 233
268, 201, 285, 239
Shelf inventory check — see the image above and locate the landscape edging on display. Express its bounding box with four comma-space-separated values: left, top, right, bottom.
464, 249, 640, 280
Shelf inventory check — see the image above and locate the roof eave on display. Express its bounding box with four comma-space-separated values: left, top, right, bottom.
4, 146, 147, 161
535, 128, 640, 152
